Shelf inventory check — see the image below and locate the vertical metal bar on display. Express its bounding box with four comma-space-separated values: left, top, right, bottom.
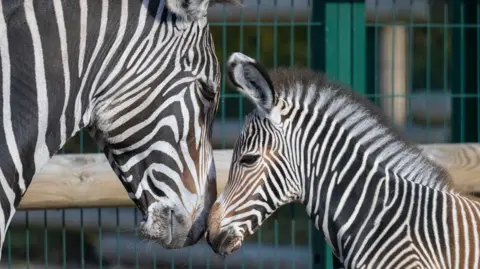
309, 3, 323, 269
460, 2, 465, 142
274, 220, 279, 269
407, 0, 414, 127
116, 208, 120, 269
188, 247, 192, 269
352, 0, 366, 94
364, 0, 378, 105
307, 0, 312, 69
374, 0, 380, 106
26, 211, 30, 269
315, 1, 366, 268
451, 0, 478, 142
221, 4, 227, 149
98, 209, 103, 269
311, 0, 361, 268
134, 209, 139, 269
425, 0, 431, 141
290, 4, 296, 268
7, 229, 11, 269
273, 0, 278, 69
62, 210, 66, 269
256, 2, 263, 268
80, 209, 85, 269
290, 0, 295, 68
337, 2, 352, 85
238, 1, 245, 126
256, 0, 262, 62
443, 2, 449, 133
478, 2, 480, 142
44, 210, 48, 268
325, 2, 339, 79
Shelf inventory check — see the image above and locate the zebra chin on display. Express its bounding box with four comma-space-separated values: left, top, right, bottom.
139, 198, 208, 249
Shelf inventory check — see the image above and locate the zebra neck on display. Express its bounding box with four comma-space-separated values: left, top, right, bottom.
301, 152, 405, 261
0, 89, 91, 193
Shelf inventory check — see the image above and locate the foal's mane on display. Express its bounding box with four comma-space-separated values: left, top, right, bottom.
266, 67, 457, 193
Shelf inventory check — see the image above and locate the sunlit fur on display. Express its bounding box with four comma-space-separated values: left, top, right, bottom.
0, 0, 241, 258
207, 52, 480, 268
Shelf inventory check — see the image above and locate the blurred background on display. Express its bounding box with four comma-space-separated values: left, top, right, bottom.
3, 0, 479, 268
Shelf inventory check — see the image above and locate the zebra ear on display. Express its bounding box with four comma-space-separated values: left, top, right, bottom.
165, 0, 210, 21
166, 0, 242, 21
226, 53, 276, 112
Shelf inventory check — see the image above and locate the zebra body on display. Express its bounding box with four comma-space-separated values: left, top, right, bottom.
0, 0, 239, 258
206, 52, 480, 268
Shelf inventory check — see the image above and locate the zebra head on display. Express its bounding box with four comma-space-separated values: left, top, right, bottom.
206, 53, 301, 255
85, 0, 241, 249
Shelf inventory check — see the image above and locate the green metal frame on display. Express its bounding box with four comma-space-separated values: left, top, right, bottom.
310, 1, 366, 269
451, 0, 479, 143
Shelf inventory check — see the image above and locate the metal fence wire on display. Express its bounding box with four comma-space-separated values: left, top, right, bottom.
3, 0, 479, 268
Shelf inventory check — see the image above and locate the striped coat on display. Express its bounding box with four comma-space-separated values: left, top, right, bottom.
207, 52, 480, 269
0, 0, 240, 258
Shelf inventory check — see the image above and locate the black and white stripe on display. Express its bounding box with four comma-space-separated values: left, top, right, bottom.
0, 0, 240, 257
207, 52, 480, 268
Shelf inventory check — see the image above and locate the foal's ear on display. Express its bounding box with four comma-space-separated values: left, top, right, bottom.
226, 52, 276, 112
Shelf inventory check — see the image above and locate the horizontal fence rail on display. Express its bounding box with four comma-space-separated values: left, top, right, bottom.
19, 144, 480, 211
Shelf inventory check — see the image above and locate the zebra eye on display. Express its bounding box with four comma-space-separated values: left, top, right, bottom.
239, 154, 260, 166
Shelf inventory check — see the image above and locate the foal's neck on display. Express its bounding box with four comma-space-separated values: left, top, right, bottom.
294, 103, 452, 261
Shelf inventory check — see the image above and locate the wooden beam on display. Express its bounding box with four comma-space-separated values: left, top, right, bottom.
418, 144, 480, 194
19, 151, 232, 210
18, 144, 480, 210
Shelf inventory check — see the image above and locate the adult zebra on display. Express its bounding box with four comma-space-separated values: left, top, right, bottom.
206, 52, 480, 268
0, 0, 241, 258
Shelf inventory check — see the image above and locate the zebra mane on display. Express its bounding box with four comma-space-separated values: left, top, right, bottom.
266, 67, 456, 193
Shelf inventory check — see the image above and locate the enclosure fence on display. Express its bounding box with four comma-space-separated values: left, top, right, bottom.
3, 0, 480, 268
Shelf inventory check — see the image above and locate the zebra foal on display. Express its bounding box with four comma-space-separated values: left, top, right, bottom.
206, 52, 480, 268
0, 0, 242, 258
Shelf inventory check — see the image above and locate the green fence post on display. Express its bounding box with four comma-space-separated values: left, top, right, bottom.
351, 0, 367, 95
311, 0, 325, 72
310, 0, 366, 269
309, 0, 330, 268
451, 0, 479, 143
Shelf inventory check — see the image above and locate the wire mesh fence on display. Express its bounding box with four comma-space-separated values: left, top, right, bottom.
3, 0, 479, 268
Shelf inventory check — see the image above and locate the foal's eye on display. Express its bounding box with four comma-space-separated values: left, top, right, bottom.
239, 154, 260, 166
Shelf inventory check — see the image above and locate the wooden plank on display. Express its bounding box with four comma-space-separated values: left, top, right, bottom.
19, 151, 232, 210
205, 0, 429, 23
18, 144, 480, 210
419, 143, 480, 194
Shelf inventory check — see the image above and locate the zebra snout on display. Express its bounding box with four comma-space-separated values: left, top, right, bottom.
139, 201, 197, 249
206, 228, 243, 256
206, 202, 244, 255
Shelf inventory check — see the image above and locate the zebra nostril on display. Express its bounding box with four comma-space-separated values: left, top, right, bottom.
205, 231, 211, 244
142, 214, 148, 221
230, 237, 243, 253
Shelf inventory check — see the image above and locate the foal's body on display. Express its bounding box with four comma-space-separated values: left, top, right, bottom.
206, 52, 480, 269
